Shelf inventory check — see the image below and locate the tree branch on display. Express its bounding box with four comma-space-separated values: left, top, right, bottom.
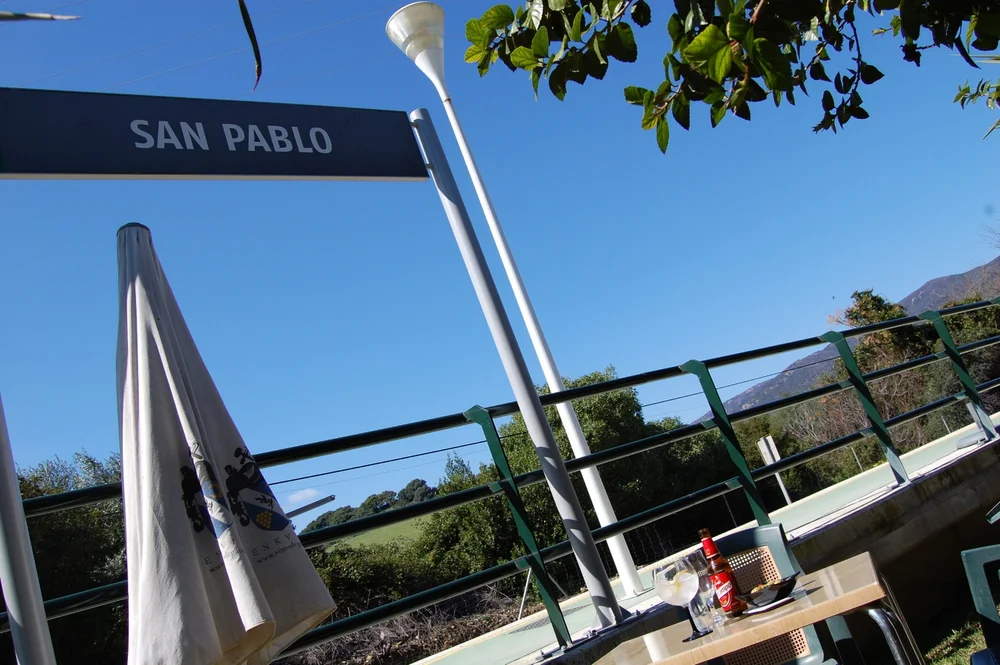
750, 0, 767, 25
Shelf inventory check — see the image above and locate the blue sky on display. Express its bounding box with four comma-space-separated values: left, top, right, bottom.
0, 0, 998, 528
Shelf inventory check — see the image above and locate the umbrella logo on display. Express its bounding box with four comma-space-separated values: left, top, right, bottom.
224, 446, 290, 533
180, 441, 235, 537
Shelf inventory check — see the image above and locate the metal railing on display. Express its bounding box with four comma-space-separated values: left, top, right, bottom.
6, 297, 1000, 656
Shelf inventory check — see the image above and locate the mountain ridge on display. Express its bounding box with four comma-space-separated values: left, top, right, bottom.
711, 255, 1000, 418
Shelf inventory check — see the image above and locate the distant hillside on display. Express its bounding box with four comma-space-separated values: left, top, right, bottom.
715, 255, 1000, 416
303, 478, 436, 534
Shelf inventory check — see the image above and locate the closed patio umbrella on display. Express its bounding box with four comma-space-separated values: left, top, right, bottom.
117, 223, 336, 665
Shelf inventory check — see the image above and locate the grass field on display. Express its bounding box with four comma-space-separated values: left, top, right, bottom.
925, 614, 986, 665
340, 517, 426, 547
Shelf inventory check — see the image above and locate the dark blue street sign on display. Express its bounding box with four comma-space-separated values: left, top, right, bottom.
0, 87, 428, 181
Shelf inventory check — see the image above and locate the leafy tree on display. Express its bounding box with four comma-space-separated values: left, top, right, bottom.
305, 506, 357, 532
0, 453, 126, 665
303, 480, 438, 532
396, 479, 438, 507
356, 490, 399, 518
464, 1, 1000, 153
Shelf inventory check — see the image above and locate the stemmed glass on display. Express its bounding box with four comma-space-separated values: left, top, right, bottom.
653, 558, 713, 642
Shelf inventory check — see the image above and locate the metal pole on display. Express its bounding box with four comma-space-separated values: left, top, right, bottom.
409, 109, 623, 627
518, 568, 532, 621
757, 436, 792, 506
437, 96, 644, 598
0, 393, 57, 665
287, 493, 336, 519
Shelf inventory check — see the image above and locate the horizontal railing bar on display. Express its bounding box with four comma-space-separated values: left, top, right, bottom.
11, 301, 1000, 638
21, 482, 121, 518
23, 301, 1000, 519
589, 479, 738, 543
751, 375, 1000, 482
281, 557, 528, 656
703, 336, 825, 370
300, 469, 546, 549
282, 476, 746, 654
841, 299, 995, 339
8, 371, 1000, 638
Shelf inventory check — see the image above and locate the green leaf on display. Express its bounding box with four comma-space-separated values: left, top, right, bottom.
746, 78, 767, 101
640, 103, 658, 129
668, 14, 684, 51
717, 0, 734, 16
465, 44, 486, 63
510, 46, 540, 69
822, 90, 835, 111
684, 25, 732, 83
532, 26, 550, 57
733, 101, 751, 120
584, 36, 610, 78
851, 106, 870, 119
984, 117, 1000, 140
666, 53, 682, 80
606, 23, 638, 62
809, 62, 830, 82
466, 19, 489, 46
481, 4, 516, 30
624, 85, 651, 104
655, 80, 672, 102
898, 0, 920, 40
525, 0, 545, 29
531, 68, 542, 99
685, 24, 728, 60
570, 9, 584, 41
874, 0, 900, 10
655, 115, 670, 152
549, 64, 569, 99
548, 0, 571, 9
590, 31, 608, 66
632, 0, 652, 27
684, 1, 705, 32
672, 98, 691, 129
478, 50, 493, 76
727, 14, 749, 41
753, 38, 793, 91
860, 63, 884, 84
710, 100, 726, 127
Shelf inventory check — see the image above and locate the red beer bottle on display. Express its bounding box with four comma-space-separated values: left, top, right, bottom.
699, 528, 747, 616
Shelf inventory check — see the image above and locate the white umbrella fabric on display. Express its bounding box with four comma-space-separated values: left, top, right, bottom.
116, 223, 336, 665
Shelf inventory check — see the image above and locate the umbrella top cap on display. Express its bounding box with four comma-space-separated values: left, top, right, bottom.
118, 222, 150, 235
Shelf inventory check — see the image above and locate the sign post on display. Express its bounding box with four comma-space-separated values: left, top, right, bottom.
0, 86, 618, 658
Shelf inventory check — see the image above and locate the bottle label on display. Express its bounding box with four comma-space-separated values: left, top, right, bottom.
710, 572, 736, 611
701, 537, 720, 558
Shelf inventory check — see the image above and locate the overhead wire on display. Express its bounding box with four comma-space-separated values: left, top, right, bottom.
273, 354, 840, 491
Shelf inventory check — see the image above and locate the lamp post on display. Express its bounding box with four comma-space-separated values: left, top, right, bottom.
387, 1, 644, 601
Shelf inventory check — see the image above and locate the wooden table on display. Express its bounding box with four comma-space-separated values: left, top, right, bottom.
592, 552, 921, 665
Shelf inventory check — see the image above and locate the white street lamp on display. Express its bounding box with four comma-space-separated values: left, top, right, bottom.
387, 1, 644, 612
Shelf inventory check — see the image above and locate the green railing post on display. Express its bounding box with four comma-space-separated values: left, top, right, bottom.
680, 360, 771, 526
919, 310, 998, 442
821, 331, 909, 485
463, 406, 572, 648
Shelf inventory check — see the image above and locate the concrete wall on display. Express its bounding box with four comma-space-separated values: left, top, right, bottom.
788, 440, 1000, 656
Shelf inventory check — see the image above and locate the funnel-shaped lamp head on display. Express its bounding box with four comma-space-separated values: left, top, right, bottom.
386, 2, 448, 98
